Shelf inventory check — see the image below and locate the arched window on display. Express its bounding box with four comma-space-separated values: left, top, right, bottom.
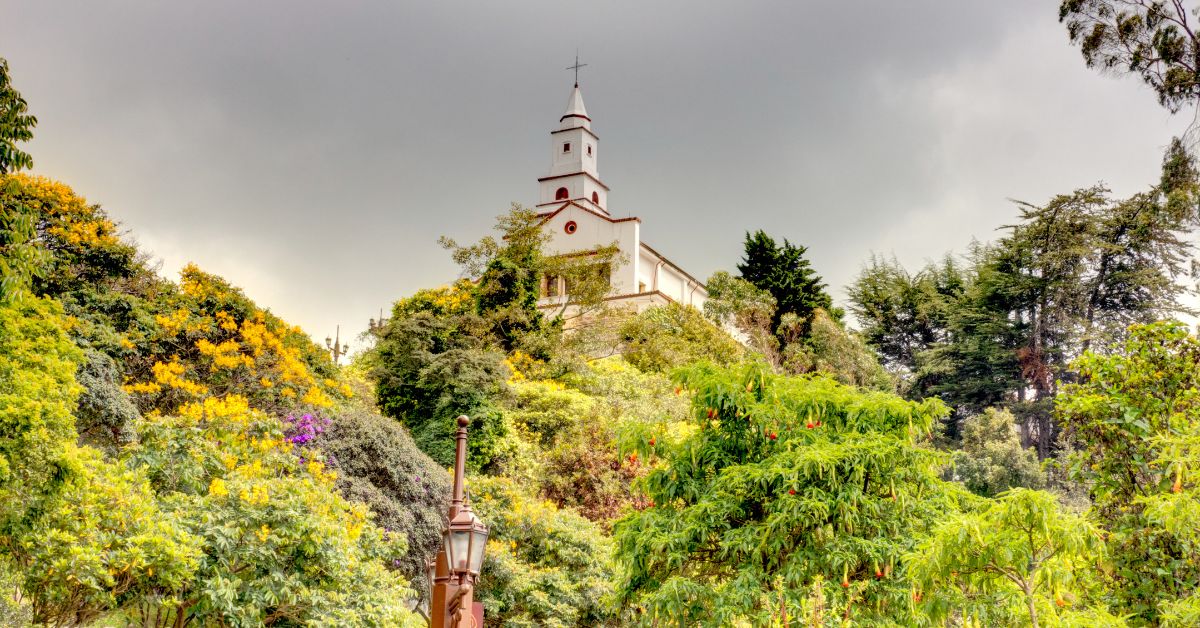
591, 191, 600, 204
555, 187, 569, 200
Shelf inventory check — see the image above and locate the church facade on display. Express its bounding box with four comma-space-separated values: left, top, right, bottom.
534, 84, 708, 314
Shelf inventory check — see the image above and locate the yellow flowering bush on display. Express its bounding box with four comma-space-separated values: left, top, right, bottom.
393, 280, 477, 318
125, 395, 421, 626
124, 265, 348, 416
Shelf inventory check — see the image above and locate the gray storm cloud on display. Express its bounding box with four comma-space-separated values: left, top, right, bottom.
1, 0, 1181, 348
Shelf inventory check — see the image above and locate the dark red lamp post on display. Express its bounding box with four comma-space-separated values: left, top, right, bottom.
429, 416, 488, 628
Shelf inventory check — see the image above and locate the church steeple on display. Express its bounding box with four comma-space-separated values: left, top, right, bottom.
560, 86, 590, 130
538, 79, 608, 215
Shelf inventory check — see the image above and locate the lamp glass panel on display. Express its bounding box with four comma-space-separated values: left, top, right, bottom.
449, 529, 471, 571
442, 531, 457, 571
469, 528, 488, 573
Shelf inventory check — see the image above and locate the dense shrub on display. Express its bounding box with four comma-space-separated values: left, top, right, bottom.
949, 407, 1044, 497
125, 396, 421, 626
318, 406, 452, 604
618, 303, 744, 374
780, 308, 894, 391
471, 476, 617, 627
73, 347, 139, 450
1059, 321, 1200, 622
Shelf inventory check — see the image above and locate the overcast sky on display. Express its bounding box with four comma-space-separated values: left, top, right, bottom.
2, 1, 1187, 349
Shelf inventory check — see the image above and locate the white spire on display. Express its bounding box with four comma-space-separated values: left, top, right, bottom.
560, 85, 590, 130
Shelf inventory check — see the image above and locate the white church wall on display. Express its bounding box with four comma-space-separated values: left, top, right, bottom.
539, 205, 639, 295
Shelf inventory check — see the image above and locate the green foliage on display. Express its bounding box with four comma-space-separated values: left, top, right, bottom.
847, 254, 963, 374
0, 299, 192, 626
613, 362, 962, 626
508, 376, 640, 523
0, 176, 47, 303
951, 408, 1045, 498
318, 406, 452, 604
0, 57, 36, 174
851, 143, 1199, 455
369, 308, 513, 470
471, 476, 617, 627
1059, 321, 1200, 622
74, 348, 139, 450
780, 308, 894, 391
908, 488, 1113, 627
124, 396, 421, 627
19, 448, 199, 627
1060, 0, 1200, 112
619, 302, 744, 374
439, 203, 619, 352
738, 229, 837, 339
0, 297, 82, 532
704, 270, 779, 362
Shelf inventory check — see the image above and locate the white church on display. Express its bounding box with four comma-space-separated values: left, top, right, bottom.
533, 81, 708, 314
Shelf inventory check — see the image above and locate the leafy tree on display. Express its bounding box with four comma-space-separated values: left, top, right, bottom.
738, 230, 836, 338
471, 476, 618, 627
1060, 0, 1200, 112
1058, 321, 1200, 622
779, 308, 894, 391
847, 254, 964, 374
0, 61, 48, 301
74, 348, 139, 450
613, 362, 963, 625
853, 143, 1199, 453
0, 58, 36, 174
440, 203, 620, 348
0, 297, 82, 532
368, 307, 513, 469
18, 449, 199, 626
950, 408, 1045, 498
704, 270, 780, 364
0, 299, 196, 626
618, 302, 744, 374
908, 489, 1114, 627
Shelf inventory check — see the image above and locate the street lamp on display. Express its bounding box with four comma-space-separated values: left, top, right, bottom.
443, 502, 488, 576
430, 415, 488, 628
325, 325, 348, 365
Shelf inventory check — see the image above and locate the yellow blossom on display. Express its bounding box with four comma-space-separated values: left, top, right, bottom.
215, 310, 239, 332
208, 477, 228, 498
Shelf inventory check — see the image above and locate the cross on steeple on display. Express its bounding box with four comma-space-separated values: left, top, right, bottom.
566, 52, 587, 87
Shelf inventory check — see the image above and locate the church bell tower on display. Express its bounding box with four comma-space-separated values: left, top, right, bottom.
537, 81, 609, 215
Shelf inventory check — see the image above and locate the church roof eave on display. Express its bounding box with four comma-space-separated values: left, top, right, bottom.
534, 200, 639, 226
639, 240, 709, 293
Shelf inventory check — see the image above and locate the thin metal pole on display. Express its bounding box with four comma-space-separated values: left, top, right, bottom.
450, 415, 469, 518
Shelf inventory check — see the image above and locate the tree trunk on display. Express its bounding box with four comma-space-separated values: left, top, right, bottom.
1024, 582, 1040, 628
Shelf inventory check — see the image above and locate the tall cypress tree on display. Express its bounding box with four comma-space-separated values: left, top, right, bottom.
737, 230, 834, 337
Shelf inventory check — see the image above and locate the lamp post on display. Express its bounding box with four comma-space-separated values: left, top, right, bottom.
430, 416, 488, 628
325, 325, 348, 365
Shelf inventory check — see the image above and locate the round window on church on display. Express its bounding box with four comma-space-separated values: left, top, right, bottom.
555, 187, 569, 200
564, 221, 578, 235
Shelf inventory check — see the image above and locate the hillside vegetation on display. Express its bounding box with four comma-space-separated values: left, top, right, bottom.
8, 6, 1200, 621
